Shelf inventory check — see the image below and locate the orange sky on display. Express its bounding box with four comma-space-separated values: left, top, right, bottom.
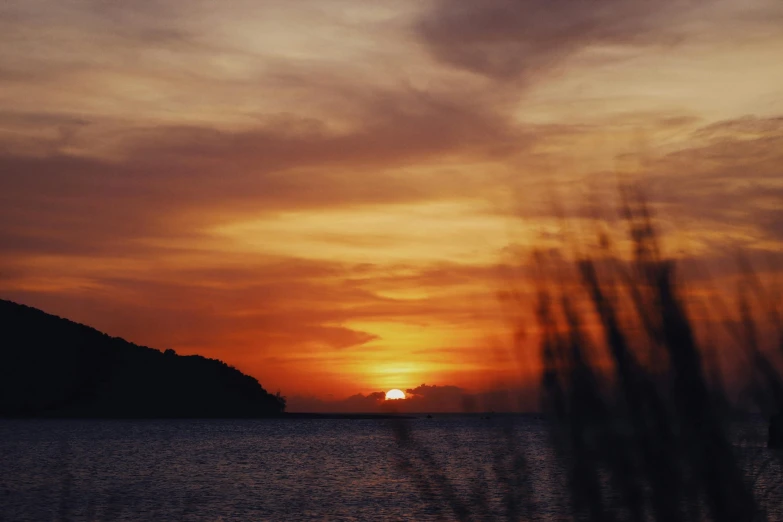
1, 0, 782, 410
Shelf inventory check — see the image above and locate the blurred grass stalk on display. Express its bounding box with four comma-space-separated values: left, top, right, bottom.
394, 189, 782, 521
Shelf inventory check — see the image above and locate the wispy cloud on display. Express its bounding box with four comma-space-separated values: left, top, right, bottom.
418, 0, 783, 82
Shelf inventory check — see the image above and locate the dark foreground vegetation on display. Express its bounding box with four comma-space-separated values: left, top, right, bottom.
0, 300, 285, 418
394, 193, 783, 521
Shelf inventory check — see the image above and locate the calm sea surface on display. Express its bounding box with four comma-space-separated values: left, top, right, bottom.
0, 416, 780, 521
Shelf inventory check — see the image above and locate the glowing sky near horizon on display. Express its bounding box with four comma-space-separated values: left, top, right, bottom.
0, 0, 782, 409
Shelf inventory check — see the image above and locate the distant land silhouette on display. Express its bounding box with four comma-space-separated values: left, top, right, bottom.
0, 300, 286, 418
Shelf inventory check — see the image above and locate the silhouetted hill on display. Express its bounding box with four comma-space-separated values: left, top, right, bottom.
0, 300, 285, 418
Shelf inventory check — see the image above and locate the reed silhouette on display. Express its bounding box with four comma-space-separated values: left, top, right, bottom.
393, 191, 783, 521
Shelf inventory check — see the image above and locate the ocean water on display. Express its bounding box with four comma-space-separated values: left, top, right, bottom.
0, 416, 780, 521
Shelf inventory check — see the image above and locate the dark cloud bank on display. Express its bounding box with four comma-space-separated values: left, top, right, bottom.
287, 383, 539, 413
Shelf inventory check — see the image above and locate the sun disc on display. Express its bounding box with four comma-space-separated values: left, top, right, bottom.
385, 389, 406, 400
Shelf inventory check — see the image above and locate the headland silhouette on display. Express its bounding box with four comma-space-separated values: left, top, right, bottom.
0, 300, 285, 418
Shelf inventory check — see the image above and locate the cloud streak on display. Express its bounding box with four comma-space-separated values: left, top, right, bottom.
287, 383, 540, 412
418, 0, 689, 81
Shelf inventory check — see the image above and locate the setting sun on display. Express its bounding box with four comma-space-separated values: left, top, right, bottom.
385, 389, 406, 400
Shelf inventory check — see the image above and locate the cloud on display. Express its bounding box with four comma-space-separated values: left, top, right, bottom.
2, 114, 781, 361
7, 110, 715, 277
125, 87, 525, 170
0, 257, 387, 346
418, 0, 783, 83
404, 383, 467, 411
287, 383, 540, 413
417, 0, 689, 81
644, 116, 783, 247
0, 79, 528, 257
287, 392, 388, 413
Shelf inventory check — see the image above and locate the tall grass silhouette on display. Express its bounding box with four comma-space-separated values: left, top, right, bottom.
393, 190, 783, 521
